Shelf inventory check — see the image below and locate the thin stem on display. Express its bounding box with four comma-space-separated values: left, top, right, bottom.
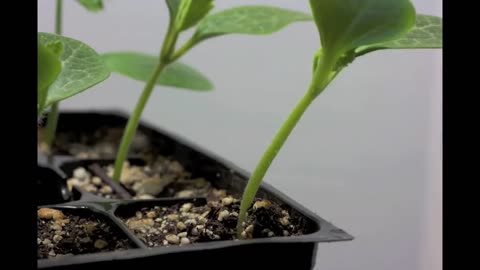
55, 0, 62, 35
236, 90, 315, 236
44, 102, 59, 147
43, 0, 63, 151
113, 18, 182, 181
112, 61, 166, 181
160, 22, 178, 62
236, 49, 337, 237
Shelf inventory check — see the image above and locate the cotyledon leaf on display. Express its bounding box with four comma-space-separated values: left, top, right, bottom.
38, 42, 62, 115
356, 14, 442, 56
308, 0, 416, 56
192, 5, 313, 43
102, 52, 213, 91
38, 32, 110, 106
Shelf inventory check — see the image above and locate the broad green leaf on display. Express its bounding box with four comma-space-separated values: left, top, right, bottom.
102, 52, 213, 91
193, 6, 312, 43
38, 33, 110, 106
176, 0, 214, 31
38, 42, 62, 115
358, 14, 442, 54
77, 0, 103, 12
309, 0, 416, 57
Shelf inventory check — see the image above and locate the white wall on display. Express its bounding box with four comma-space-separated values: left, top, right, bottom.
38, 1, 442, 269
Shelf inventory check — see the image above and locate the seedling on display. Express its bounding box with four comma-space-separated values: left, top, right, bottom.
236, 0, 443, 235
38, 0, 106, 150
106, 1, 314, 181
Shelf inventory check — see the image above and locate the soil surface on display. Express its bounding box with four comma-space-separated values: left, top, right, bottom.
38, 208, 133, 259
67, 167, 120, 199
120, 198, 307, 248
39, 126, 230, 200
105, 159, 229, 200
38, 127, 152, 159
68, 159, 229, 200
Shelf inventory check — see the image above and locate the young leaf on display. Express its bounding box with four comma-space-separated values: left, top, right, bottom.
192, 6, 312, 43
356, 14, 442, 55
175, 0, 214, 31
44, 40, 64, 57
38, 32, 110, 107
38, 42, 62, 115
309, 0, 416, 57
102, 52, 213, 91
77, 0, 103, 12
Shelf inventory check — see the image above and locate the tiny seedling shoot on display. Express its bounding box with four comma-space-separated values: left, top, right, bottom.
236, 0, 442, 236
39, 0, 107, 151
106, 0, 313, 181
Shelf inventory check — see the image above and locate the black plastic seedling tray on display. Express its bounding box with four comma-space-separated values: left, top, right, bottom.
37, 111, 353, 269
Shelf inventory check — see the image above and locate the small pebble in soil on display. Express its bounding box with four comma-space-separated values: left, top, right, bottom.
146, 211, 157, 218
221, 196, 235, 206
73, 168, 89, 181
38, 208, 65, 220
165, 234, 180, 244
92, 176, 102, 185
217, 210, 230, 221
176, 222, 186, 230
94, 239, 108, 249
180, 203, 193, 212
180, 237, 190, 245
279, 216, 290, 226
135, 194, 155, 200
53, 235, 63, 243
253, 200, 271, 210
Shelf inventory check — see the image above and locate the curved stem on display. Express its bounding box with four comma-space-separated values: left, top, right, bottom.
112, 62, 166, 181
236, 90, 315, 236
236, 49, 337, 237
43, 0, 63, 152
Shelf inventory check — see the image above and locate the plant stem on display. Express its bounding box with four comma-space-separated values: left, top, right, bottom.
112, 19, 189, 181
236, 50, 337, 237
112, 61, 166, 181
55, 0, 62, 35
44, 102, 59, 147
43, 0, 63, 151
236, 90, 315, 236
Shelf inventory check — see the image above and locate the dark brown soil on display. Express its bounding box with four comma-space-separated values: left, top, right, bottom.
38, 127, 152, 159
37, 208, 133, 259
119, 198, 307, 248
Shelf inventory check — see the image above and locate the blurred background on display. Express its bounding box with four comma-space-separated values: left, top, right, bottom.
38, 1, 442, 269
